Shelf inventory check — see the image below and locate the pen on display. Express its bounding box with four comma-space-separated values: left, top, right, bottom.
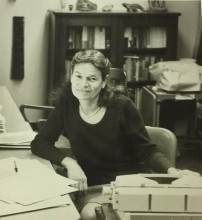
14, 160, 18, 172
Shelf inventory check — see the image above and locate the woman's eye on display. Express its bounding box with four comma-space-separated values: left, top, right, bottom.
89, 77, 97, 82
75, 74, 82, 79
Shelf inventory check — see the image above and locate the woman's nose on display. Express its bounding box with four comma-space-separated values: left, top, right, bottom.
80, 78, 89, 87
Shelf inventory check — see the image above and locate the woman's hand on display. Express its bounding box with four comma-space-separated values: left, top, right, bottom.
61, 157, 88, 191
167, 167, 200, 177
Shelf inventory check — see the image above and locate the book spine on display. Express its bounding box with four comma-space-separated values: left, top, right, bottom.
74, 27, 82, 49
65, 59, 72, 82
88, 26, 94, 49
94, 26, 100, 49
82, 26, 88, 49
67, 27, 73, 49
124, 27, 132, 48
105, 27, 111, 48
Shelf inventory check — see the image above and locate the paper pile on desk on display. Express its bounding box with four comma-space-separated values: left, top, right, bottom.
0, 194, 71, 217
0, 157, 78, 216
0, 113, 6, 133
0, 130, 37, 148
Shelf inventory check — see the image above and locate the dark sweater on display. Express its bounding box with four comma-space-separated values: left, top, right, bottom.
31, 92, 173, 186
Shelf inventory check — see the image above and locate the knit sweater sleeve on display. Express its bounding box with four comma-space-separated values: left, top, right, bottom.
120, 98, 173, 173
31, 99, 67, 165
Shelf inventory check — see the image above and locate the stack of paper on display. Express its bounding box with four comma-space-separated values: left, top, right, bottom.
0, 195, 71, 217
0, 130, 37, 148
0, 157, 78, 216
0, 113, 6, 133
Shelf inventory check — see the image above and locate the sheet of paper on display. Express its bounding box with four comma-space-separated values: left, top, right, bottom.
0, 157, 77, 184
0, 175, 77, 205
0, 157, 78, 205
0, 195, 70, 217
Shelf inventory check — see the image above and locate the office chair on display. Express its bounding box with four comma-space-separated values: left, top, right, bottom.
146, 126, 177, 166
19, 104, 54, 131
108, 68, 127, 86
108, 68, 127, 95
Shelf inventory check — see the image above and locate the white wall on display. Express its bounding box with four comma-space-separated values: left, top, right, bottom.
0, 0, 200, 119
166, 0, 201, 59
0, 0, 60, 108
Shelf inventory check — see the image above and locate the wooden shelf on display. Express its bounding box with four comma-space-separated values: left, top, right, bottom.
48, 11, 180, 92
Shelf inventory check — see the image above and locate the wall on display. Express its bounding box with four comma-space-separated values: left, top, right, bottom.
0, 0, 201, 121
0, 0, 60, 107
166, 0, 201, 59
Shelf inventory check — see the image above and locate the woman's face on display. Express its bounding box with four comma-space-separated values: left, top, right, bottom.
71, 63, 106, 103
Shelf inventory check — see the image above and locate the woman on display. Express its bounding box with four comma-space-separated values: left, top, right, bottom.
31, 49, 199, 219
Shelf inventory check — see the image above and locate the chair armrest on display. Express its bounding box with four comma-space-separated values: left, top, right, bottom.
19, 104, 54, 122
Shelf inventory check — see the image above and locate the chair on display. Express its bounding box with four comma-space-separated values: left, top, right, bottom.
146, 126, 177, 166
19, 104, 54, 131
108, 68, 127, 86
108, 68, 127, 95
20, 104, 71, 153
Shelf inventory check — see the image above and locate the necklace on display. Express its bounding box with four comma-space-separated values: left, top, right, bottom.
79, 105, 101, 118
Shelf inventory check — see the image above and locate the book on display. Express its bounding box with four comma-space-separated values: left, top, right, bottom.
74, 27, 82, 49
105, 27, 111, 48
124, 27, 132, 48
67, 27, 73, 49
88, 26, 95, 49
94, 27, 106, 49
124, 55, 139, 82
94, 26, 100, 49
82, 26, 88, 49
65, 59, 72, 82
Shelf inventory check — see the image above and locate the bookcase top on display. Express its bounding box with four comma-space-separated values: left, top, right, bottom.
50, 10, 181, 17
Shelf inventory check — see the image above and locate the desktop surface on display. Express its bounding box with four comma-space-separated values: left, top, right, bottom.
0, 86, 80, 220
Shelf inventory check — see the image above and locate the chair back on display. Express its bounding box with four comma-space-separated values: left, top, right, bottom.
19, 104, 54, 131
108, 68, 127, 95
146, 126, 177, 166
108, 68, 126, 85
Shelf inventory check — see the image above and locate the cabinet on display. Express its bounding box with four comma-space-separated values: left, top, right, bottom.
48, 11, 180, 93
140, 86, 197, 128
140, 86, 202, 149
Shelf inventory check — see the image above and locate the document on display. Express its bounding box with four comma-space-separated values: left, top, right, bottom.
0, 195, 70, 217
0, 157, 78, 206
0, 130, 37, 148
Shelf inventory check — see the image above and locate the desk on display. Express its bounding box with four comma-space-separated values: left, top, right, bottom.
0, 86, 80, 220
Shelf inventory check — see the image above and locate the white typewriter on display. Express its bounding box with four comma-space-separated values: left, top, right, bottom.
103, 174, 202, 220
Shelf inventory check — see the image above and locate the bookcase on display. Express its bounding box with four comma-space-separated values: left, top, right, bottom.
48, 11, 181, 96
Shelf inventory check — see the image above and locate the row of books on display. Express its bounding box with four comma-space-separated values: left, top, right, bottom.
123, 55, 164, 82
67, 26, 111, 50
124, 26, 167, 49
66, 26, 166, 50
